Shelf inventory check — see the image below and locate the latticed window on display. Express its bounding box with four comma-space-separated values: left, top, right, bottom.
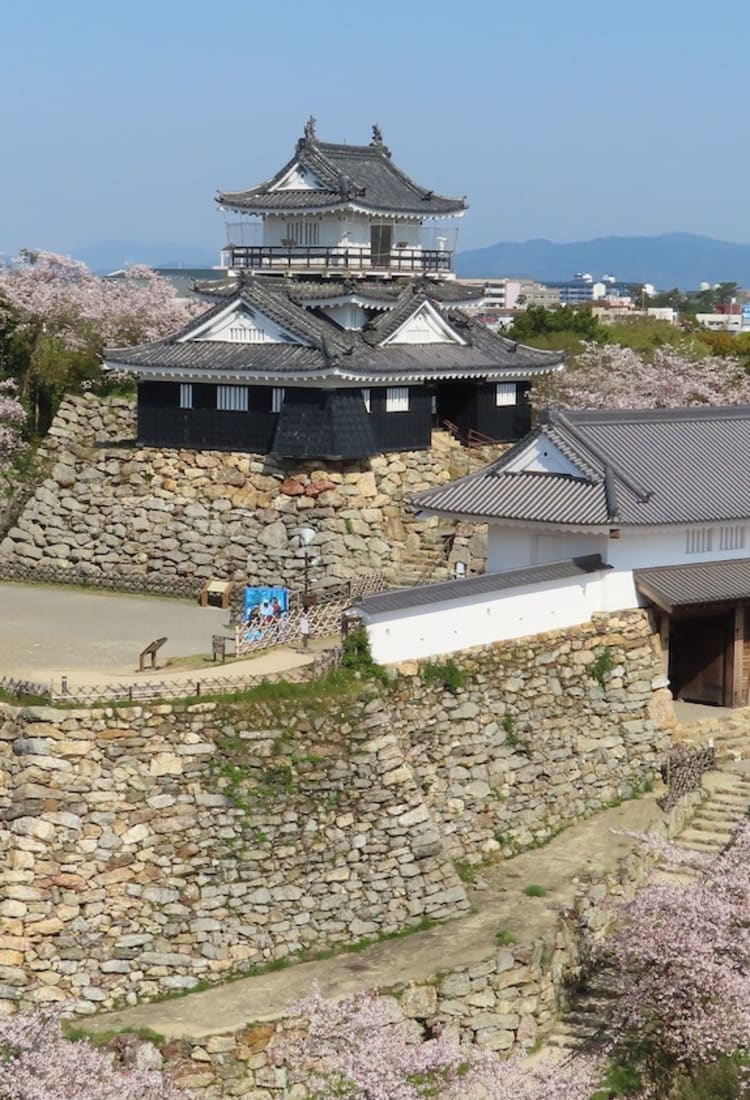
685, 528, 713, 554
495, 382, 517, 406
217, 386, 249, 412
285, 221, 320, 246
386, 387, 409, 413
719, 525, 746, 551
361, 388, 371, 413
228, 324, 263, 343
272, 388, 285, 413
179, 383, 193, 409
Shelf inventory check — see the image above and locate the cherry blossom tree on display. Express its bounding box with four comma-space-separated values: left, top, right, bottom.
0, 250, 202, 431
0, 378, 26, 458
532, 342, 750, 411
0, 1006, 191, 1100
272, 986, 599, 1100
607, 821, 750, 1097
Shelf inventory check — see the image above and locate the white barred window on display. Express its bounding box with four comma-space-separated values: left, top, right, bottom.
285, 220, 320, 246
686, 528, 714, 554
272, 387, 285, 413
495, 382, 517, 406
361, 388, 371, 413
719, 525, 746, 551
228, 324, 262, 343
217, 385, 249, 412
179, 383, 193, 409
386, 386, 409, 413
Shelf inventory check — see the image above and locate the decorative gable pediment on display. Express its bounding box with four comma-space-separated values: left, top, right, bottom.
270, 161, 327, 191
503, 435, 588, 478
183, 302, 306, 346
381, 301, 467, 347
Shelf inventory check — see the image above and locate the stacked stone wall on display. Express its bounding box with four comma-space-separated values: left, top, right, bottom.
0, 394, 491, 590
0, 611, 672, 1018
396, 609, 674, 860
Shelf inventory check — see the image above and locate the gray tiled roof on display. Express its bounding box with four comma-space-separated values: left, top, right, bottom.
217, 131, 466, 217
194, 277, 484, 308
350, 555, 609, 616
635, 558, 750, 611
415, 405, 750, 528
104, 281, 563, 384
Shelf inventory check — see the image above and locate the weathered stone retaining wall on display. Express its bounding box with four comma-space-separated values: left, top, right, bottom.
0, 612, 672, 1019
396, 609, 674, 861
123, 788, 703, 1099
0, 394, 491, 590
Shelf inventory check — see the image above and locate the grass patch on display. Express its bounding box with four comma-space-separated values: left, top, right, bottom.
0, 685, 51, 707
453, 860, 477, 885
420, 658, 466, 695
495, 928, 516, 946
590, 646, 616, 686
523, 883, 547, 897
63, 1024, 167, 1048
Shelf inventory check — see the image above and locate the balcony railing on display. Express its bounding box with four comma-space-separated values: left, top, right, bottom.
226, 245, 453, 274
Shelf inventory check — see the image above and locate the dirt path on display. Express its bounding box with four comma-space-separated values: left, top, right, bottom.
86, 791, 663, 1040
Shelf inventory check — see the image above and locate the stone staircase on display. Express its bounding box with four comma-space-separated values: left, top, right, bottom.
543, 767, 750, 1056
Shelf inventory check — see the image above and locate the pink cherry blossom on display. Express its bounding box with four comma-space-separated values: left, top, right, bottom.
272, 985, 599, 1100
0, 1006, 191, 1100
533, 342, 750, 410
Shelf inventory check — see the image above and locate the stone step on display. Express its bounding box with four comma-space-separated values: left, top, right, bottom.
686, 817, 735, 836
677, 830, 728, 851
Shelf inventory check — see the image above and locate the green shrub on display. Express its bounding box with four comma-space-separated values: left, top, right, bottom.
341, 624, 388, 682
420, 658, 466, 694
523, 884, 547, 897
590, 645, 616, 686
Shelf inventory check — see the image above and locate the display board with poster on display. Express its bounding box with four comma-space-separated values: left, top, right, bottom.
243, 586, 290, 643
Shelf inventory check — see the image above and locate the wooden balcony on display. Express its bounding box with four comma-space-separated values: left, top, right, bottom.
226, 244, 454, 275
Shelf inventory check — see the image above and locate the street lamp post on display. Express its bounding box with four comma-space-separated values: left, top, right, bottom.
299, 526, 316, 608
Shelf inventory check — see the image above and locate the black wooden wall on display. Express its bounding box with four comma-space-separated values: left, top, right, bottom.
137, 380, 525, 456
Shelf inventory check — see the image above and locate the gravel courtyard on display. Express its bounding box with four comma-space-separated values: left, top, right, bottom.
0, 581, 231, 684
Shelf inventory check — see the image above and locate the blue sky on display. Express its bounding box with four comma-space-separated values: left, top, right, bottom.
2, 0, 748, 260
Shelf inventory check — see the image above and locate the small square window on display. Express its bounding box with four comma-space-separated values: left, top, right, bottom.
386, 386, 409, 413
495, 382, 517, 406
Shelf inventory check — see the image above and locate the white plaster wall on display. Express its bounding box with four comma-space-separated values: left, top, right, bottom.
488, 522, 750, 574
487, 528, 607, 571
263, 214, 423, 253
364, 573, 607, 665
606, 525, 750, 570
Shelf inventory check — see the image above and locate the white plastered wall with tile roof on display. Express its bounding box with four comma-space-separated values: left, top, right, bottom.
362, 571, 609, 665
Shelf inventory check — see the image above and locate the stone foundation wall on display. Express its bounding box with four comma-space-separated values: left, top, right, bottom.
0, 394, 491, 590
0, 693, 467, 1016
394, 609, 674, 861
0, 614, 673, 1018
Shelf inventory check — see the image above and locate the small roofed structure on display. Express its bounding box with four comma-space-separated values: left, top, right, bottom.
414, 404, 750, 707
104, 278, 563, 459
217, 118, 467, 279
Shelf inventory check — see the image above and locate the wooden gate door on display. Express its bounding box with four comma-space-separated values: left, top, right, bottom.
670, 612, 731, 705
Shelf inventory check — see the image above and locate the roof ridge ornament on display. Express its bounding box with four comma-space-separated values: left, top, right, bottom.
370, 122, 391, 158
297, 115, 318, 151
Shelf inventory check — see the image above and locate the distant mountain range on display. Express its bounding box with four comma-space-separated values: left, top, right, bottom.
456, 233, 750, 289
65, 232, 750, 290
